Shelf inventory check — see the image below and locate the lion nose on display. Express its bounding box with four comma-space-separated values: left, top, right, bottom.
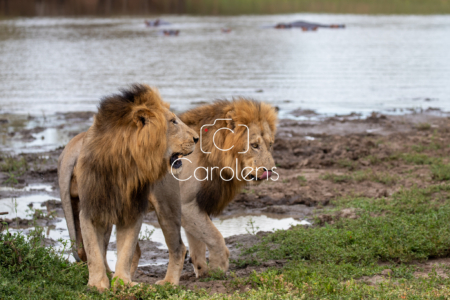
193, 137, 199, 144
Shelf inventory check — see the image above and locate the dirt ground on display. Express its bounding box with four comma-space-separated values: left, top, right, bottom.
1, 108, 450, 293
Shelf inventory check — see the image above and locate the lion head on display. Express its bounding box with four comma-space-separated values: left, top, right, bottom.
78, 84, 198, 225
180, 98, 278, 216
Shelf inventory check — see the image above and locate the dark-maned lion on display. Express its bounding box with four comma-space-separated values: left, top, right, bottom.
58, 85, 198, 291
149, 99, 278, 277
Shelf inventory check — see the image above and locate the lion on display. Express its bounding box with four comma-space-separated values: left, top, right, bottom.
58, 84, 198, 291
147, 99, 278, 277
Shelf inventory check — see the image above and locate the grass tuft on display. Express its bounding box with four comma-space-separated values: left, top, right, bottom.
431, 164, 450, 181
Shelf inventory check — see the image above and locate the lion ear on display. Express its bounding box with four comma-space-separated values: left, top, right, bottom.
274, 106, 279, 115
225, 110, 236, 130
133, 109, 152, 127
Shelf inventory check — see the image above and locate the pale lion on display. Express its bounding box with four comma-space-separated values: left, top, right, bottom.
150, 99, 278, 277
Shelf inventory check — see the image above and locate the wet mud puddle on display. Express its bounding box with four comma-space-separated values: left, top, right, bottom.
0, 188, 311, 271
0, 113, 92, 154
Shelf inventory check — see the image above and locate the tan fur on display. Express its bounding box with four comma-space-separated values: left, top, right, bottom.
58, 84, 198, 292
147, 99, 278, 278
179, 99, 278, 216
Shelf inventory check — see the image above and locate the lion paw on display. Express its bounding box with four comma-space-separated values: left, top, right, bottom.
156, 279, 175, 286
88, 278, 110, 293
112, 277, 139, 290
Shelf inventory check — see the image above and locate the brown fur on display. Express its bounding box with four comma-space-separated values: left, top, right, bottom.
59, 84, 198, 290
180, 99, 278, 216
78, 84, 170, 226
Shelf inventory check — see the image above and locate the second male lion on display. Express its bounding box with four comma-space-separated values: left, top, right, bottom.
149, 99, 278, 277
58, 85, 198, 291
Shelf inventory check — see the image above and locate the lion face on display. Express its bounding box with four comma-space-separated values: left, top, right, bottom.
239, 122, 276, 184
164, 109, 199, 175
179, 98, 278, 216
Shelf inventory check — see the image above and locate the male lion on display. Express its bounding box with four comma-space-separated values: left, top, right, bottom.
149, 99, 278, 277
58, 85, 198, 291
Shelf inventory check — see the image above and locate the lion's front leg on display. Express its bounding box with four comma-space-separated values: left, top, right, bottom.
114, 213, 143, 287
79, 210, 110, 292
182, 201, 230, 277
185, 230, 208, 277
130, 242, 141, 279
103, 224, 113, 274
74, 219, 112, 275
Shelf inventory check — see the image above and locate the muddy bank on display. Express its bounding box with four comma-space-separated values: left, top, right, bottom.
134, 231, 287, 294
2, 108, 450, 221
2, 109, 450, 290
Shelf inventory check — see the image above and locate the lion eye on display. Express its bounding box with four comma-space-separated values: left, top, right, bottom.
251, 143, 259, 149
269, 142, 273, 148
171, 119, 178, 125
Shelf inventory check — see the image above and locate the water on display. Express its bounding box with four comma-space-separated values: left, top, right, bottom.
0, 113, 89, 153
1, 14, 449, 120
0, 191, 308, 270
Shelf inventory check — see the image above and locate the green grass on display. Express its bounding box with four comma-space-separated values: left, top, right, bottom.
297, 175, 307, 186
416, 123, 432, 131
431, 164, 450, 181
322, 173, 352, 183
411, 140, 447, 153
336, 159, 358, 170
184, 0, 450, 15
3, 186, 450, 299
3, 0, 450, 16
361, 152, 442, 166
0, 225, 212, 299
400, 153, 441, 165
247, 186, 450, 264
322, 169, 398, 185
198, 269, 227, 282
0, 227, 90, 299
236, 184, 450, 298
0, 154, 28, 184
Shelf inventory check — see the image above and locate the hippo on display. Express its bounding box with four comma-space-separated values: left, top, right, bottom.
145, 19, 170, 27
162, 30, 179, 36
275, 20, 345, 30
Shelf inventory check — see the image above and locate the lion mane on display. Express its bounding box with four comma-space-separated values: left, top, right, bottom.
78, 84, 169, 226
180, 99, 277, 216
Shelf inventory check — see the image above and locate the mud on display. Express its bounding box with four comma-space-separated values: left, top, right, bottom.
134, 231, 287, 295
1, 109, 450, 291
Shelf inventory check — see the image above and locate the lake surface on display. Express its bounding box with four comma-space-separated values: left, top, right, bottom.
1, 14, 450, 119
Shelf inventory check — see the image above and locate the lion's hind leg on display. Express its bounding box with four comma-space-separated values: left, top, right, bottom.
114, 213, 143, 287
79, 210, 110, 292
152, 199, 186, 285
